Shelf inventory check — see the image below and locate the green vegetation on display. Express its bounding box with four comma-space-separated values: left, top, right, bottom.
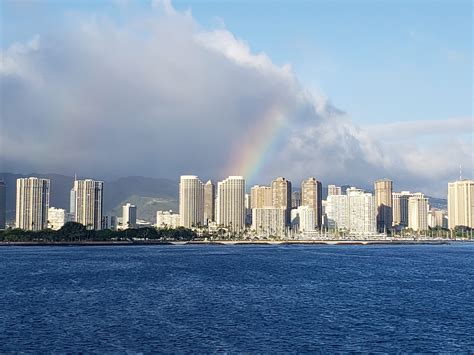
0, 222, 197, 243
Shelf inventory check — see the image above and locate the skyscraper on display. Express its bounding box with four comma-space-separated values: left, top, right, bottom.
0, 179, 5, 229
291, 190, 301, 208
16, 177, 50, 231
328, 185, 342, 196
250, 185, 272, 209
392, 191, 413, 228
73, 179, 104, 230
347, 187, 377, 235
252, 207, 286, 236
408, 193, 428, 232
326, 187, 376, 235
122, 203, 137, 229
375, 179, 393, 232
301, 178, 322, 228
448, 179, 474, 229
216, 176, 245, 232
179, 175, 204, 228
69, 187, 76, 220
271, 177, 292, 225
204, 180, 215, 224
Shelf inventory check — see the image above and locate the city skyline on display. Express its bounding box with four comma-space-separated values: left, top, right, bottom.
1, 0, 472, 197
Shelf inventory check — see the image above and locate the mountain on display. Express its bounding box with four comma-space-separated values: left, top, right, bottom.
0, 173, 178, 223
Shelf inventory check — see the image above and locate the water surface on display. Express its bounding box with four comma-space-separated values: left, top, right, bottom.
0, 244, 473, 352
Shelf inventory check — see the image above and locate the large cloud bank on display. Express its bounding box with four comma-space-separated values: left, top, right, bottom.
1, 1, 472, 196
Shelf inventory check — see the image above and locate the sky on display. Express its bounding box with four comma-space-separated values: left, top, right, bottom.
1, 0, 473, 197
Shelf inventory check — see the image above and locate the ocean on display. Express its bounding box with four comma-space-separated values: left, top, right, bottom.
0, 244, 473, 352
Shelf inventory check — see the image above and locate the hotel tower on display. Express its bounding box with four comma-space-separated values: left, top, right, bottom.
448, 179, 474, 229
301, 177, 323, 228
271, 177, 292, 225
374, 178, 393, 232
73, 179, 104, 230
179, 175, 204, 228
217, 176, 245, 232
16, 177, 50, 231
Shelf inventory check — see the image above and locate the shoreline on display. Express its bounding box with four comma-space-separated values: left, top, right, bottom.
0, 239, 466, 247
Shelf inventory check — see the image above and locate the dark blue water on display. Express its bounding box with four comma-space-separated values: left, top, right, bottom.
0, 244, 473, 352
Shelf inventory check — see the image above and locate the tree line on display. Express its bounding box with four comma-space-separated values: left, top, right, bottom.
0, 222, 198, 243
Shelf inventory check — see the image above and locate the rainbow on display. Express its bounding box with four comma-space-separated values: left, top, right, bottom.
223, 106, 287, 184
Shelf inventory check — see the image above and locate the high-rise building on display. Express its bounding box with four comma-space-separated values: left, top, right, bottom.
328, 185, 342, 196
428, 208, 448, 229
16, 177, 50, 231
375, 179, 393, 232
250, 185, 272, 209
73, 179, 104, 230
271, 177, 292, 225
122, 203, 137, 229
252, 207, 286, 236
408, 193, 428, 232
47, 207, 71, 230
301, 178, 323, 228
326, 194, 348, 230
448, 180, 474, 229
347, 187, 377, 235
102, 215, 117, 230
291, 190, 301, 208
0, 179, 6, 229
216, 176, 245, 232
392, 191, 414, 228
179, 175, 204, 228
204, 180, 216, 224
156, 210, 180, 228
291, 205, 316, 232
326, 187, 376, 235
69, 187, 76, 220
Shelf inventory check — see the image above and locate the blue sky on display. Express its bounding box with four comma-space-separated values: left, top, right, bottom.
2, 0, 472, 125
1, 0, 472, 195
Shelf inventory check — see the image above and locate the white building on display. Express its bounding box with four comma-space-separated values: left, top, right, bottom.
179, 175, 204, 228
122, 203, 137, 229
73, 179, 104, 230
252, 207, 286, 236
328, 184, 342, 196
16, 177, 50, 231
428, 208, 448, 229
47, 207, 72, 230
448, 179, 474, 229
291, 206, 316, 232
347, 187, 377, 235
325, 187, 376, 235
217, 176, 245, 232
326, 194, 348, 230
408, 193, 428, 232
156, 210, 180, 228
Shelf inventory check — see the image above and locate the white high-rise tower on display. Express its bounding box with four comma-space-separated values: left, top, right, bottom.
217, 176, 245, 232
16, 177, 50, 231
179, 175, 204, 228
73, 179, 104, 230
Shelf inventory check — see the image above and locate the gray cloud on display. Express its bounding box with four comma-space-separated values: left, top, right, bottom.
1, 1, 472, 197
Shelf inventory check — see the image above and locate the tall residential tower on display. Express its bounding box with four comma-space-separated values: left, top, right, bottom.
301, 178, 323, 228
375, 179, 393, 232
179, 175, 204, 228
448, 179, 474, 229
216, 176, 245, 232
16, 177, 50, 231
73, 179, 104, 230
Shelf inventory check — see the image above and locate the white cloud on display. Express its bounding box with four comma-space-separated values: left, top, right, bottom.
0, 2, 472, 197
